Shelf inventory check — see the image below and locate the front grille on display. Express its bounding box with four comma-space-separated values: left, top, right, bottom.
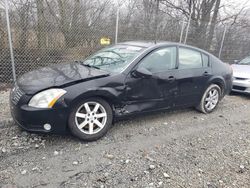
233, 85, 246, 91
11, 85, 24, 105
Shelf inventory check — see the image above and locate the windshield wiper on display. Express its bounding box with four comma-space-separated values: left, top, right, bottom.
76, 61, 100, 69
83, 64, 100, 69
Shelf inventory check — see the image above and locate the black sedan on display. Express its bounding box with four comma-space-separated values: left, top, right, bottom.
10, 41, 232, 141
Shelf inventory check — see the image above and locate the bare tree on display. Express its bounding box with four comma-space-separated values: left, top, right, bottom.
161, 0, 221, 49
205, 0, 221, 49
36, 0, 46, 48
12, 0, 33, 49
0, 9, 6, 49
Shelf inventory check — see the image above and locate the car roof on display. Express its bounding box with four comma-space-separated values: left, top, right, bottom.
119, 41, 174, 48
118, 41, 211, 55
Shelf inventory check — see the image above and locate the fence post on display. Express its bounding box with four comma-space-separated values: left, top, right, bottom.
179, 18, 185, 43
218, 26, 227, 59
115, 7, 119, 44
184, 12, 192, 44
154, 0, 160, 43
4, 0, 16, 83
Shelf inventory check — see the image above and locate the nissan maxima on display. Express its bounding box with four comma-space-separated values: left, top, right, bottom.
10, 41, 232, 141
231, 56, 250, 94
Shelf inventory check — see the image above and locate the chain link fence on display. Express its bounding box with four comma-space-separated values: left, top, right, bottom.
1, 0, 250, 90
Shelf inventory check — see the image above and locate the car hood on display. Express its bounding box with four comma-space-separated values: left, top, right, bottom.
231, 64, 250, 79
17, 62, 109, 94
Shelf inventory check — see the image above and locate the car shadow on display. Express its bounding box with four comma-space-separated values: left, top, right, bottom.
229, 91, 250, 99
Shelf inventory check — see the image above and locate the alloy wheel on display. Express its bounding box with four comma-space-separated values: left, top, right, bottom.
204, 88, 219, 111
75, 101, 107, 135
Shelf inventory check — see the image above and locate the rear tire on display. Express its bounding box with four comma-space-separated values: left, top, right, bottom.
196, 84, 221, 114
68, 97, 113, 141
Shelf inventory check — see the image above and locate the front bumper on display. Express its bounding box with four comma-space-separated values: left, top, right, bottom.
232, 79, 250, 94
10, 89, 69, 134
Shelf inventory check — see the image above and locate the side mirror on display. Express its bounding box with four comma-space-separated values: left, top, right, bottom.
132, 67, 152, 78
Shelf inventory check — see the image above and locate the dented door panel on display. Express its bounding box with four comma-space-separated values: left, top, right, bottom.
124, 74, 163, 113
123, 70, 177, 114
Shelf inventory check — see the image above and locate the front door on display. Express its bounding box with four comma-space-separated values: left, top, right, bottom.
124, 46, 178, 113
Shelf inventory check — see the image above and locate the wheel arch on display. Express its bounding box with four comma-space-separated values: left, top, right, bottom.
207, 76, 226, 97
68, 88, 121, 111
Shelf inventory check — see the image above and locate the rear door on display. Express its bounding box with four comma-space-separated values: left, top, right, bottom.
174, 47, 212, 107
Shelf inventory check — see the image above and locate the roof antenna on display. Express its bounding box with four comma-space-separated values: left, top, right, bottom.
154, 0, 160, 44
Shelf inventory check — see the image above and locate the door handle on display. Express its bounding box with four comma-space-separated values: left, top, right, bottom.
203, 71, 210, 76
168, 76, 175, 82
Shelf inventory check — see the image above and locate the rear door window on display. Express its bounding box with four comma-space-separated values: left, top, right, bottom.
178, 47, 203, 69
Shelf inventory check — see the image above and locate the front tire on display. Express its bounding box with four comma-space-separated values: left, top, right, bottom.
68, 98, 113, 141
197, 84, 221, 114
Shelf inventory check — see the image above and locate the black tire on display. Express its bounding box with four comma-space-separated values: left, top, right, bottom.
196, 84, 221, 114
68, 97, 113, 141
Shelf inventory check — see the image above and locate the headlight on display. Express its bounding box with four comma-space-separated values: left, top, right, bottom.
28, 89, 66, 108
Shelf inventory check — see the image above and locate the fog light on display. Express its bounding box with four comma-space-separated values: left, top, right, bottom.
44, 123, 51, 131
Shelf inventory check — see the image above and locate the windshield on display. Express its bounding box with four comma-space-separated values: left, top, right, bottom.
238, 56, 250, 65
83, 45, 144, 73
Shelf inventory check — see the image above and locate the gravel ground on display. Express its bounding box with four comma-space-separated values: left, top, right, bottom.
0, 90, 11, 122
0, 90, 250, 188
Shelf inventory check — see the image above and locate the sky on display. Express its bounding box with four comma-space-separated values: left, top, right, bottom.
1, 0, 250, 15
222, 0, 250, 12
